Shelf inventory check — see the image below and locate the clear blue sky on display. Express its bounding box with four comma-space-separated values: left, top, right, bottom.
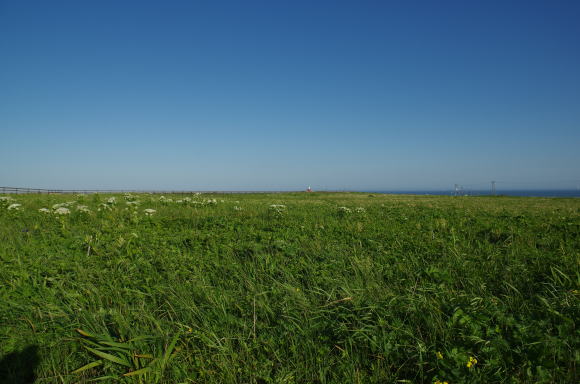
1, 1, 579, 191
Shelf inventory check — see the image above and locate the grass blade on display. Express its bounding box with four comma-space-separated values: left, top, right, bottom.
124, 367, 152, 377
72, 360, 103, 374
76, 328, 95, 338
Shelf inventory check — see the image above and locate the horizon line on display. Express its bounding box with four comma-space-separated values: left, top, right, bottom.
2, 186, 580, 194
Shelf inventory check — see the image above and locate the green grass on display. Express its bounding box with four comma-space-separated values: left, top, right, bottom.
0, 192, 578, 383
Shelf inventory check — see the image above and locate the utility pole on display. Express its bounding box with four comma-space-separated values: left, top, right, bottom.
491, 181, 496, 196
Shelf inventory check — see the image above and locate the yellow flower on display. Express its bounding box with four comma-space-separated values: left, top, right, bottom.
436, 351, 443, 359
467, 356, 478, 368
434, 381, 449, 384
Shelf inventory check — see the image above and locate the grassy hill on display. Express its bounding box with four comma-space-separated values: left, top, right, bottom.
1, 192, 578, 383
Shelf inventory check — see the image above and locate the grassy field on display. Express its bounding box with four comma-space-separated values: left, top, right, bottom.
0, 192, 578, 383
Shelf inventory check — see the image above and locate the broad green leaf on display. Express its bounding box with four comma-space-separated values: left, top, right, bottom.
84, 346, 131, 367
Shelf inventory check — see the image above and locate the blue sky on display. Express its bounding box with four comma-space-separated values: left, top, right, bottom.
1, 1, 579, 191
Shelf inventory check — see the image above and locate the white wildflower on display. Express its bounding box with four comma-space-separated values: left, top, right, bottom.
144, 208, 156, 216
126, 201, 140, 206
107, 197, 116, 204
54, 207, 70, 215
0, 196, 14, 205
175, 197, 192, 204
98, 203, 112, 211
7, 203, 22, 210
52, 201, 75, 209
338, 206, 352, 213
234, 206, 243, 211
124, 193, 137, 201
159, 196, 173, 204
77, 205, 90, 213
355, 207, 366, 213
269, 204, 287, 215
39, 208, 51, 213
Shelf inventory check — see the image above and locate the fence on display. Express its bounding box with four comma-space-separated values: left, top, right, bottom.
0, 186, 292, 195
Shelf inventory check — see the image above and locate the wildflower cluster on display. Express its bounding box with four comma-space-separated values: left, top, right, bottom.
98, 203, 112, 211
54, 207, 71, 215
269, 204, 286, 216
338, 206, 351, 214
53, 201, 76, 209
338, 206, 366, 217
467, 356, 478, 368
158, 196, 173, 204
98, 197, 117, 211
7, 203, 22, 211
0, 196, 15, 207
124, 194, 140, 211
156, 195, 220, 207
36, 200, 92, 215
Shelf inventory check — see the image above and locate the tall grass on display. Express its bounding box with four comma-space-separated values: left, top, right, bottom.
0, 192, 578, 383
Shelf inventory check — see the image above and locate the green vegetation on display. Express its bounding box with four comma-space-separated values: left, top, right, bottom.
1, 192, 578, 383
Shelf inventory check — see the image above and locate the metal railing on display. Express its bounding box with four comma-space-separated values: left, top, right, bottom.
0, 186, 299, 195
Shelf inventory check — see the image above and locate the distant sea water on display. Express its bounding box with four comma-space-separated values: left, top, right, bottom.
365, 190, 580, 198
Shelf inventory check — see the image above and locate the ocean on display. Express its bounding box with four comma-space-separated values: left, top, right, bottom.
365, 190, 580, 198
